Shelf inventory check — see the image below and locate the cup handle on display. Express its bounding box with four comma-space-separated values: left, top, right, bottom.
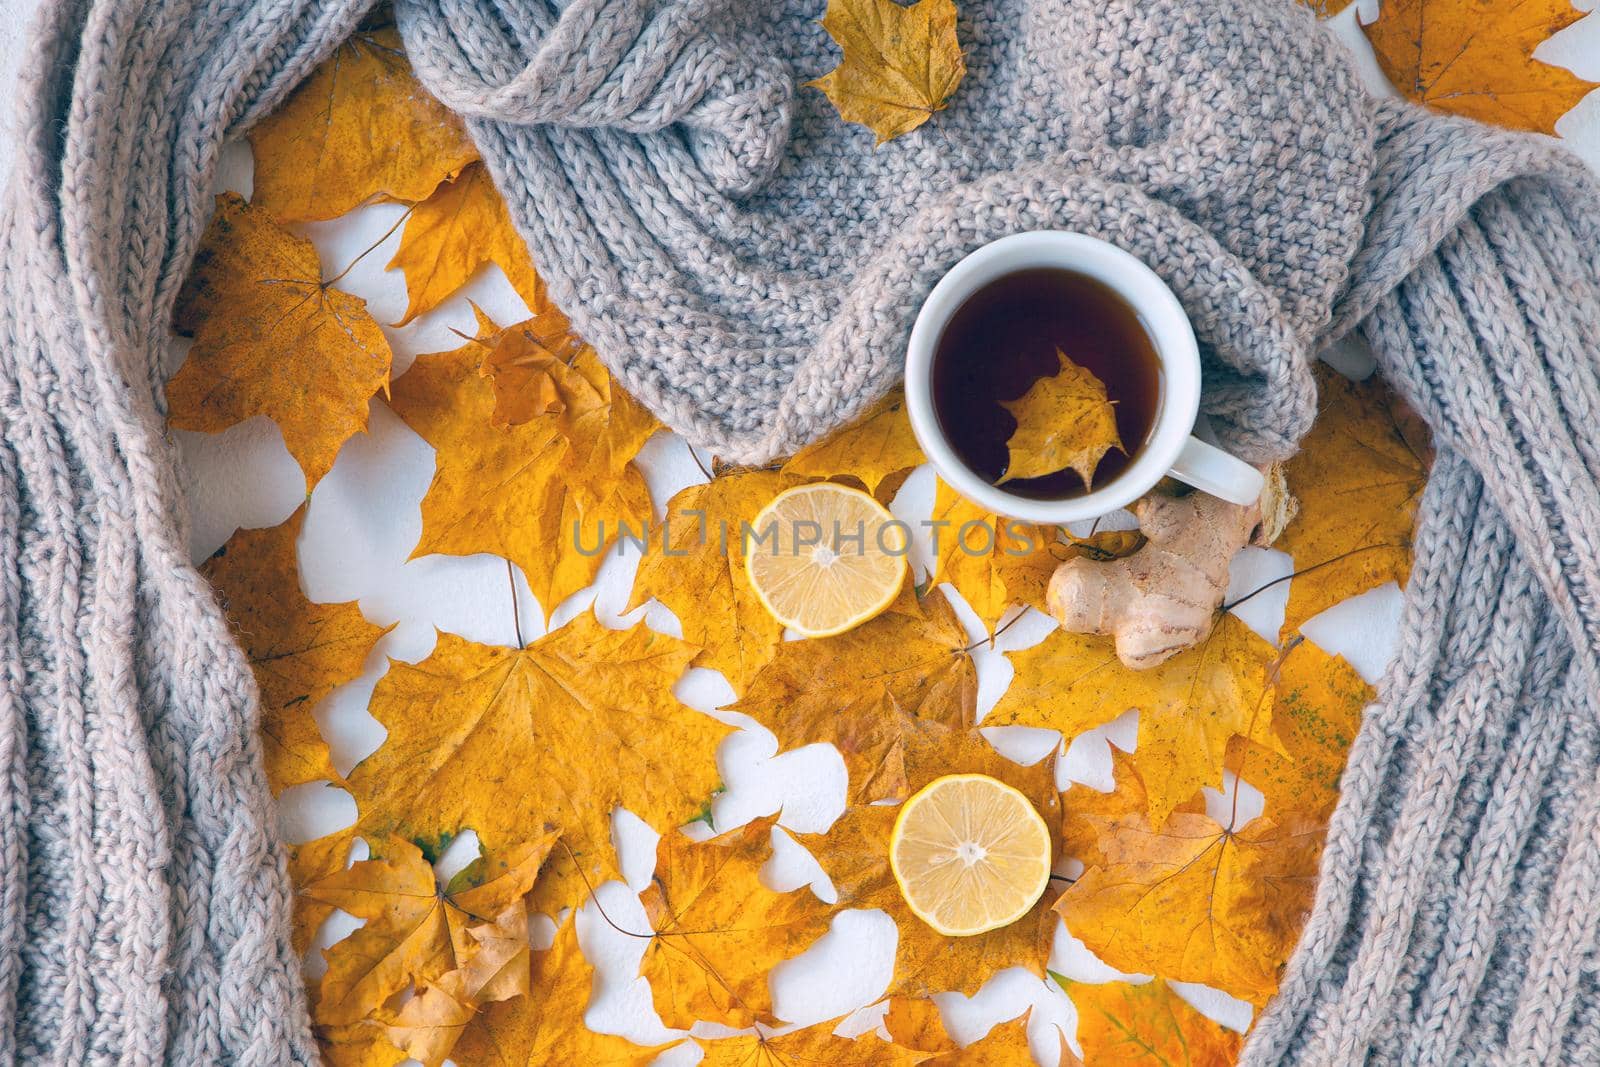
1167, 436, 1264, 506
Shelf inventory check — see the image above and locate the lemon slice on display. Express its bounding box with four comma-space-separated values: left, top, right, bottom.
890, 774, 1053, 937
744, 482, 908, 637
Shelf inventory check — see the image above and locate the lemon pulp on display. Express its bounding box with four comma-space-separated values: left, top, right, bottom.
889, 773, 1053, 937
744, 482, 908, 637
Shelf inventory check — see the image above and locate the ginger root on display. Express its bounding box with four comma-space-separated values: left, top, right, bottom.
1047, 467, 1293, 670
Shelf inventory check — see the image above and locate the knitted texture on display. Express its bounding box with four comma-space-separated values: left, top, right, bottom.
1240, 106, 1600, 1067
399, 0, 1375, 466
3, 0, 1599, 1062
0, 0, 369, 1062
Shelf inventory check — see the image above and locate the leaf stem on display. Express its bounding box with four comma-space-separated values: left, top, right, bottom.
1221, 543, 1400, 613
688, 445, 713, 483
1226, 635, 1300, 832
323, 203, 416, 288
507, 558, 524, 649
963, 609, 1025, 653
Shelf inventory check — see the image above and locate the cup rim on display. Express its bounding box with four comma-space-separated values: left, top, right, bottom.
904, 230, 1201, 525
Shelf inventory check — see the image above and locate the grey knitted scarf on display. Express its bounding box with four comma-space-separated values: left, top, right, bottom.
3, 0, 1598, 1061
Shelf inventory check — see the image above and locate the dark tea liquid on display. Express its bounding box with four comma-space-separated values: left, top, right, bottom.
930, 267, 1163, 499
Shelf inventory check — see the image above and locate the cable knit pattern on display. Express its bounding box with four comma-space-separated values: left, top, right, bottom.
1240, 104, 1600, 1067
4, 0, 1600, 1061
1, 0, 369, 1061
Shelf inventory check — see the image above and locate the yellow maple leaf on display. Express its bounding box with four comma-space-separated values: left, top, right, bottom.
381, 970, 475, 1067
1226, 637, 1374, 821
804, 723, 1061, 998
1364, 0, 1597, 135
471, 306, 660, 501
473, 283, 587, 428
556, 350, 662, 497
1058, 751, 1322, 1006
346, 615, 729, 908
449, 902, 537, 1005
309, 832, 557, 1026
312, 1020, 409, 1067
732, 588, 979, 803
931, 479, 1064, 627
287, 826, 360, 956
202, 506, 389, 795
883, 997, 960, 1054
627, 470, 802, 693
639, 816, 835, 1029
1299, 0, 1355, 15
989, 613, 1281, 826
449, 919, 677, 1066
781, 391, 928, 500
827, 689, 973, 806
998, 350, 1123, 488
1059, 978, 1243, 1066
248, 20, 479, 222
1279, 365, 1431, 633
381, 901, 540, 1066
697, 1020, 932, 1067
388, 318, 652, 613
886, 1003, 1077, 1065
387, 163, 543, 325
169, 193, 393, 488
808, 0, 967, 144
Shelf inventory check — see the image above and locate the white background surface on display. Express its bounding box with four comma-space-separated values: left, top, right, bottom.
2, 3, 1598, 1064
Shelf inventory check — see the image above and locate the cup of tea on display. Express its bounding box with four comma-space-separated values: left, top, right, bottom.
903, 231, 1264, 524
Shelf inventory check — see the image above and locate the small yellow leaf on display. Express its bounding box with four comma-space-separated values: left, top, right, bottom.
1061, 978, 1243, 1066
808, 0, 967, 144
1364, 0, 1597, 135
310, 832, 556, 1027
346, 616, 728, 909
640, 817, 833, 1029
202, 507, 390, 795
383, 971, 475, 1067
248, 22, 478, 222
462, 905, 537, 1003
998, 350, 1123, 488
387, 163, 542, 325
449, 920, 676, 1066
475, 285, 586, 428
473, 305, 659, 500
379, 900, 534, 1066
170, 193, 393, 488
988, 614, 1281, 827
389, 317, 652, 613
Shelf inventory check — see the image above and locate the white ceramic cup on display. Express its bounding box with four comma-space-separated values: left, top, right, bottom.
904, 231, 1264, 524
